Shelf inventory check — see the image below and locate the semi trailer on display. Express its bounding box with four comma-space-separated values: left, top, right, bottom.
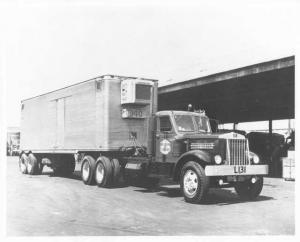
19, 75, 268, 203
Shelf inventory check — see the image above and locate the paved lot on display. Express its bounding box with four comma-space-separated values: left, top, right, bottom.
6, 156, 294, 236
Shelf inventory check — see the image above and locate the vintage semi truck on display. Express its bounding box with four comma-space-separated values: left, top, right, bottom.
19, 75, 268, 203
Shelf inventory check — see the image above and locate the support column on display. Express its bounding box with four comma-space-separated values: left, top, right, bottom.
288, 119, 291, 134
268, 119, 273, 177
269, 120, 273, 136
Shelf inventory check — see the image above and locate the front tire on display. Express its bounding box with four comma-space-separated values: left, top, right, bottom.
180, 161, 210, 204
234, 177, 264, 200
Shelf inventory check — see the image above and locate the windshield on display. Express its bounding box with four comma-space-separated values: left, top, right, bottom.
174, 115, 195, 132
174, 114, 211, 133
194, 116, 211, 132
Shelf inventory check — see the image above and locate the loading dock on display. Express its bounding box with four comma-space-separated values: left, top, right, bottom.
158, 56, 294, 123
158, 56, 295, 177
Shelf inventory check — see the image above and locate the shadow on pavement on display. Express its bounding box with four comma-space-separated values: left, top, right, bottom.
134, 186, 274, 205
39, 170, 275, 205
202, 189, 274, 206
40, 170, 82, 181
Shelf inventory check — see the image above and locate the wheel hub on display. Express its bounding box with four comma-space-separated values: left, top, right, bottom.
183, 170, 198, 197
96, 163, 104, 184
82, 161, 90, 181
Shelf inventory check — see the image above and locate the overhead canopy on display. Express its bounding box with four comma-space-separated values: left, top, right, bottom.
158, 56, 295, 123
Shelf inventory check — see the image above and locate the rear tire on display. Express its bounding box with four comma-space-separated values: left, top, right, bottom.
95, 156, 113, 187
234, 177, 264, 200
19, 153, 28, 174
180, 161, 210, 204
81, 155, 96, 185
111, 158, 121, 185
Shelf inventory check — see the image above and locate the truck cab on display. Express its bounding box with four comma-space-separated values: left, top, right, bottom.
150, 110, 268, 203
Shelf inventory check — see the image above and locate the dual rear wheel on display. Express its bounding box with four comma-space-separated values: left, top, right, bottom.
19, 153, 43, 175
81, 155, 121, 187
19, 153, 75, 176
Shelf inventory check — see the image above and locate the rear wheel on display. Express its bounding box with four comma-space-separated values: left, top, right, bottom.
95, 156, 113, 187
180, 161, 210, 204
81, 155, 96, 185
234, 177, 264, 200
19, 153, 28, 174
111, 158, 121, 185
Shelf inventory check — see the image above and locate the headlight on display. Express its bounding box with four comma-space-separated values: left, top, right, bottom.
214, 155, 222, 165
249, 152, 260, 164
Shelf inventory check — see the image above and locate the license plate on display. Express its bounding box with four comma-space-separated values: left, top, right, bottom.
233, 165, 247, 174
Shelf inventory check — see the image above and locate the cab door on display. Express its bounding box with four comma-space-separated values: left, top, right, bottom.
155, 115, 175, 163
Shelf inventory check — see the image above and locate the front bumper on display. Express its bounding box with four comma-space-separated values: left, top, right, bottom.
205, 164, 268, 176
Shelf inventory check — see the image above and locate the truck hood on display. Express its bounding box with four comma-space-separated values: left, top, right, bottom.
175, 132, 246, 140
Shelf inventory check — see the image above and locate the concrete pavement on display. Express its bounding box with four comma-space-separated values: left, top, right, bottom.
6, 156, 295, 236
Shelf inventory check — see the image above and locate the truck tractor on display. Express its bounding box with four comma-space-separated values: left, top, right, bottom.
19, 75, 268, 203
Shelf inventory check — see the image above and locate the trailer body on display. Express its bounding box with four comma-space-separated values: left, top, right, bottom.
21, 76, 157, 153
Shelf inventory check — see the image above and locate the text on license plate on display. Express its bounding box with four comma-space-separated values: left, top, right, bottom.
234, 165, 246, 174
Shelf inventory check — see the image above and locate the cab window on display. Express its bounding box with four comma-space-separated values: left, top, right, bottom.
159, 116, 172, 132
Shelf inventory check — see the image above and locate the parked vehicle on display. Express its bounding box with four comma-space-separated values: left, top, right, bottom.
246, 132, 286, 177
19, 75, 268, 203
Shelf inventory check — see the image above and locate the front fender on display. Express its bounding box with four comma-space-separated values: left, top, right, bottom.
177, 150, 212, 164
173, 150, 212, 181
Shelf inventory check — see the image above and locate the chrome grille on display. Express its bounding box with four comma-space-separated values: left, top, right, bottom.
226, 139, 250, 165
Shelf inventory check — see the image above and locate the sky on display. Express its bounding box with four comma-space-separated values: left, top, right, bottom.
1, 0, 298, 127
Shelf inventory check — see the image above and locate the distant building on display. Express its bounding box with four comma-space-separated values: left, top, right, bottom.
7, 127, 20, 156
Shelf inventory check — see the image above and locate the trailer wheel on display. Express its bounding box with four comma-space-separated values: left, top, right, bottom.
95, 156, 113, 187
111, 158, 121, 185
81, 155, 96, 185
234, 177, 264, 200
180, 161, 210, 204
19, 153, 28, 174
27, 153, 39, 175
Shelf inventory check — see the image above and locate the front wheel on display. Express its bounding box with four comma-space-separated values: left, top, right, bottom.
234, 177, 264, 200
180, 161, 210, 204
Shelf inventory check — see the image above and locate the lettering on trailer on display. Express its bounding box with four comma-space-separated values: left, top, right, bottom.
122, 108, 144, 119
